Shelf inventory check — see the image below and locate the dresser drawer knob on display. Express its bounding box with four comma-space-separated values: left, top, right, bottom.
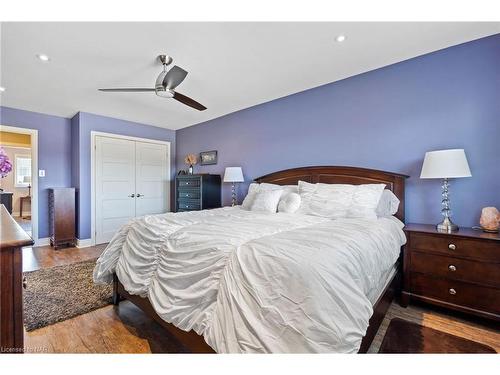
448, 243, 456, 251
449, 288, 457, 295
448, 265, 457, 272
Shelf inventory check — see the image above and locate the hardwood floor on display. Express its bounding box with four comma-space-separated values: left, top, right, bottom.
22, 244, 106, 272
23, 245, 500, 353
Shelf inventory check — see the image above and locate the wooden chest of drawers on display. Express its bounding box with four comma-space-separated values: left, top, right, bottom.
402, 224, 500, 321
49, 188, 76, 249
175, 174, 221, 212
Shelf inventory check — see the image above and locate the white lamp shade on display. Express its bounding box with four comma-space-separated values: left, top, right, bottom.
223, 167, 244, 182
23, 175, 32, 184
420, 149, 472, 179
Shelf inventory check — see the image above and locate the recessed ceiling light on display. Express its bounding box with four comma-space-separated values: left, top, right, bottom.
335, 35, 346, 43
36, 54, 50, 62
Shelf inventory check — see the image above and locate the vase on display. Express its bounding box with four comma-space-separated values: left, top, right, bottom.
188, 165, 194, 175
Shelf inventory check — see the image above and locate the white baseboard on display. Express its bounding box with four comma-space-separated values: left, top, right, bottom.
33, 237, 92, 248
76, 238, 93, 248
34, 237, 50, 247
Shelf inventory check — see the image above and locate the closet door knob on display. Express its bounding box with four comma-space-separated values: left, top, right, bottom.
128, 194, 135, 198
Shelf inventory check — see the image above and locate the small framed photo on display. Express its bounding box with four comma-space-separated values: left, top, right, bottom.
200, 150, 218, 165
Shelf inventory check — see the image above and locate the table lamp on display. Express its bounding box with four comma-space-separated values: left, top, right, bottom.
420, 149, 471, 232
223, 167, 244, 206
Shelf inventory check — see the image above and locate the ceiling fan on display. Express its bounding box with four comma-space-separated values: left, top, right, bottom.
98, 55, 206, 111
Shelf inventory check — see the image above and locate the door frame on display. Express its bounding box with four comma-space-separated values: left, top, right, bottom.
90, 131, 171, 246
0, 124, 40, 245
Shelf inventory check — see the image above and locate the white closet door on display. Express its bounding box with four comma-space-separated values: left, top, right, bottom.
95, 136, 136, 244
135, 141, 169, 216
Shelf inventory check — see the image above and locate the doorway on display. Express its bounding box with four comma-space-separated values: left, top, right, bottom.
0, 125, 39, 244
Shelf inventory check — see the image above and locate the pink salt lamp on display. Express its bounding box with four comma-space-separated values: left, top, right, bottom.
479, 207, 500, 232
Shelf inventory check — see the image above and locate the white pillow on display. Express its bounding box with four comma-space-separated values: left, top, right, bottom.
262, 183, 298, 194
278, 192, 301, 213
241, 182, 293, 210
250, 190, 283, 213
241, 183, 260, 210
297, 181, 385, 219
375, 189, 400, 217
297, 181, 351, 218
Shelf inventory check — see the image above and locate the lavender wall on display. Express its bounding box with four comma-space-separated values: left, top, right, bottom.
73, 112, 176, 239
0, 106, 176, 241
0, 106, 72, 238
176, 34, 500, 227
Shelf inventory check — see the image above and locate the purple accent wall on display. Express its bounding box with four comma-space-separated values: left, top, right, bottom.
176, 34, 500, 227
72, 112, 176, 239
0, 106, 72, 238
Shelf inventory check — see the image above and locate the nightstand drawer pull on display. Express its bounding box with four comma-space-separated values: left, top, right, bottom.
448, 243, 456, 251
448, 264, 457, 272
448, 288, 457, 295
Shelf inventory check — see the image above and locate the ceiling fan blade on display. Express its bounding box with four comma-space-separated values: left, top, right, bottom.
173, 91, 207, 111
163, 66, 188, 89
98, 88, 155, 92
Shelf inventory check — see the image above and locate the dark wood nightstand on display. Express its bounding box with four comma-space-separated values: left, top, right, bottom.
402, 223, 500, 321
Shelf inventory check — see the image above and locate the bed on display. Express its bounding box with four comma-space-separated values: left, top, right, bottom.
93, 166, 408, 353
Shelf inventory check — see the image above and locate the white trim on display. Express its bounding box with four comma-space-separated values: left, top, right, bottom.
0, 125, 39, 245
35, 237, 50, 247
90, 131, 171, 246
76, 238, 93, 248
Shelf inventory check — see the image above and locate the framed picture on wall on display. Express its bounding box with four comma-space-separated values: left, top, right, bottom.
200, 150, 218, 165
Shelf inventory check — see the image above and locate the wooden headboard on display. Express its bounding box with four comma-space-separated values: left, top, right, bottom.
254, 166, 409, 222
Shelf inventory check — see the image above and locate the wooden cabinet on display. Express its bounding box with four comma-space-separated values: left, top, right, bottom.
48, 188, 76, 249
175, 174, 221, 212
402, 223, 500, 321
0, 204, 34, 353
0, 192, 13, 214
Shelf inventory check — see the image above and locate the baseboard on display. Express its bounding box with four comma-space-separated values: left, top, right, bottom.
34, 237, 50, 247
76, 238, 93, 248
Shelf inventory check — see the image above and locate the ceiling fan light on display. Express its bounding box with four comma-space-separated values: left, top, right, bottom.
155, 88, 174, 98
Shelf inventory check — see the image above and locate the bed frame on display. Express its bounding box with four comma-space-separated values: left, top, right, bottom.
113, 165, 408, 353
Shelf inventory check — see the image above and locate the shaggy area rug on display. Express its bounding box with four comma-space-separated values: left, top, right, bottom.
23, 258, 113, 331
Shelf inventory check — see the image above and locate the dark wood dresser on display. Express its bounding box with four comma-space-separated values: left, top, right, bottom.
402, 223, 500, 321
48, 188, 76, 249
0, 204, 34, 353
175, 174, 221, 212
0, 192, 13, 214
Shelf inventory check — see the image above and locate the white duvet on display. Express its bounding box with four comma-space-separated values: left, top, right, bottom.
93, 206, 406, 353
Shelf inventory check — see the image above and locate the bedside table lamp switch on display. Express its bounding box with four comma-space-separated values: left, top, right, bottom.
420, 149, 472, 232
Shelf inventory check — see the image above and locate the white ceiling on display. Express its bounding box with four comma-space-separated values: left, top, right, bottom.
1, 22, 499, 130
